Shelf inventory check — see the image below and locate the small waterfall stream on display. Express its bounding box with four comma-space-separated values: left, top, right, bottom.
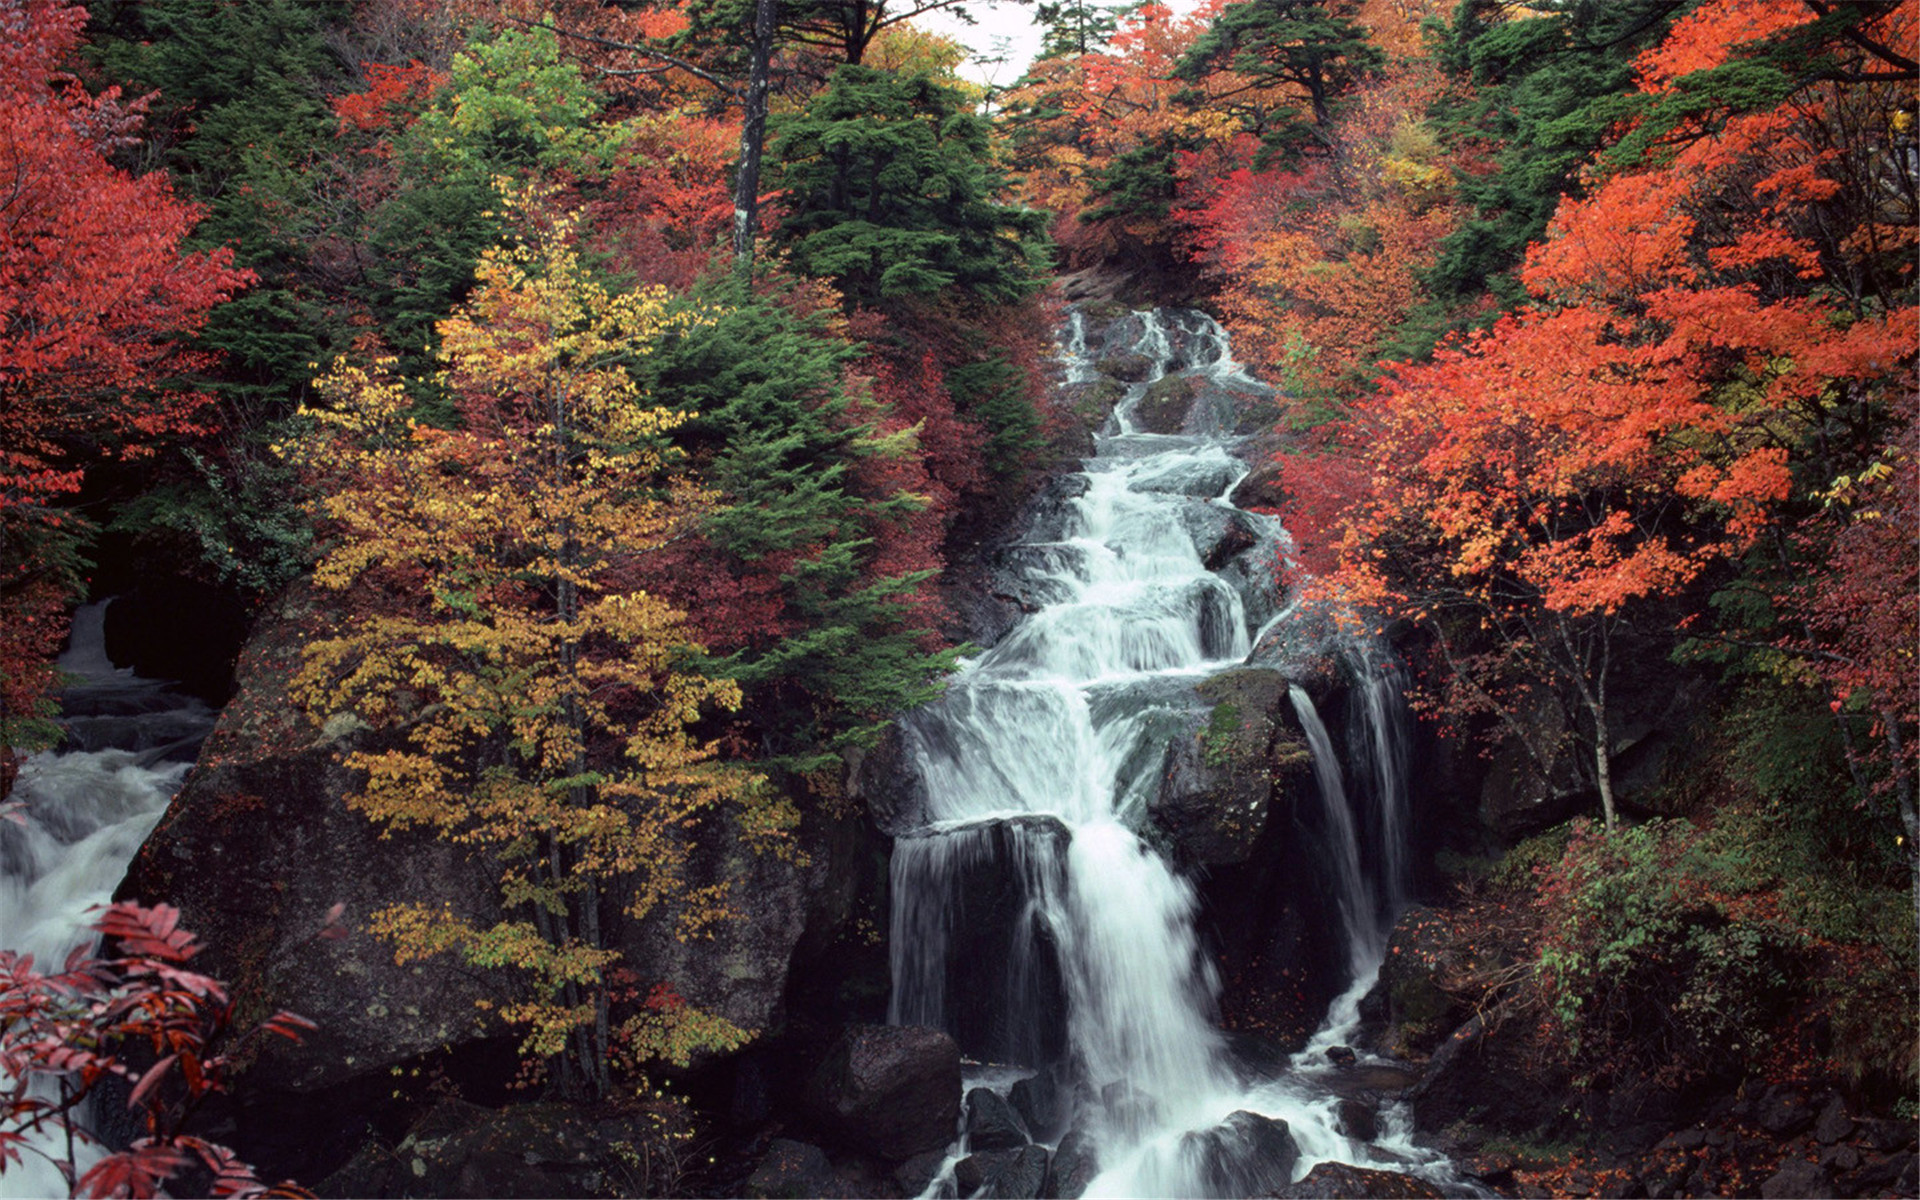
888, 310, 1457, 1195
0, 603, 216, 1199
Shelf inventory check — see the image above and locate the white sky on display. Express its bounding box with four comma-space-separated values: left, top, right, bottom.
915, 0, 1208, 91
915, 0, 1054, 90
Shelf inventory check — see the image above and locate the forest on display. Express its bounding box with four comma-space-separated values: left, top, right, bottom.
0, 0, 1914, 1197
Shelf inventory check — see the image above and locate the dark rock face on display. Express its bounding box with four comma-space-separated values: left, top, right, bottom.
117, 590, 502, 1093
981, 1144, 1049, 1198
742, 1139, 837, 1200
801, 1024, 961, 1161
1273, 1163, 1447, 1198
1009, 1070, 1069, 1143
887, 817, 1072, 1070
101, 575, 248, 706
1180, 1110, 1299, 1198
1151, 668, 1300, 868
1408, 1006, 1572, 1142
1370, 905, 1472, 1058
1336, 1098, 1378, 1143
1760, 1158, 1835, 1199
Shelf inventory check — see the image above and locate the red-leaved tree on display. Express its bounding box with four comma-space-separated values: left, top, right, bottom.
0, 902, 314, 1198
0, 0, 250, 786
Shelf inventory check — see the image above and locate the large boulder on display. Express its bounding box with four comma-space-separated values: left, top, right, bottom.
118, 585, 829, 1097
117, 587, 502, 1093
887, 816, 1072, 1070
1152, 667, 1304, 867
315, 1098, 659, 1199
1179, 1110, 1299, 1198
801, 1024, 962, 1161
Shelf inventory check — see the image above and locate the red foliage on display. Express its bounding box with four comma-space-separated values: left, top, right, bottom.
0, 0, 249, 768
589, 113, 737, 290
0, 903, 312, 1197
330, 59, 445, 137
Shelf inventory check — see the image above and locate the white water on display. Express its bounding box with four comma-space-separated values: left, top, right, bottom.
0, 603, 215, 1198
889, 310, 1458, 1196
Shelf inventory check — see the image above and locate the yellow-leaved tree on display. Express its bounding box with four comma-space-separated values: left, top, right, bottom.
286, 185, 791, 1097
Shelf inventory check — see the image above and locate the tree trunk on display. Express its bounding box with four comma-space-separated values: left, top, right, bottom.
732, 0, 778, 270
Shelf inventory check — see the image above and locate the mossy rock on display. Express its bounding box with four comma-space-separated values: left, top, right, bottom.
1096, 351, 1152, 382
1134, 375, 1198, 434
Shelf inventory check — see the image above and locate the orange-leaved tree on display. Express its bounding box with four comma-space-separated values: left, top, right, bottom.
286, 185, 787, 1097
1285, 0, 1916, 834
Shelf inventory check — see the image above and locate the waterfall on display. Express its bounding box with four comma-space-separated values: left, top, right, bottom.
886, 310, 1456, 1196
0, 603, 216, 1199
1288, 685, 1383, 972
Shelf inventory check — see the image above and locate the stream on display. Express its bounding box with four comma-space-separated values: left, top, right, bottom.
0, 603, 216, 1199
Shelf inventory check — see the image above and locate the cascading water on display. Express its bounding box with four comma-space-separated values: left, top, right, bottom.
0, 603, 216, 1199
887, 310, 1460, 1196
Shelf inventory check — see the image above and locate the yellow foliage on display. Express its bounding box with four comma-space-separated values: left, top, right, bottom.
284, 184, 794, 1089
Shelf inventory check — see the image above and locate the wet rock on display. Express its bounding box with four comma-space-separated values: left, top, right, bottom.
743, 1139, 836, 1200
1129, 456, 1241, 498
802, 1024, 962, 1161
1175, 501, 1261, 571
1097, 351, 1152, 382
1181, 1110, 1299, 1198
1325, 1045, 1358, 1068
1409, 1005, 1572, 1142
1044, 1128, 1100, 1199
977, 1144, 1048, 1199
1759, 1158, 1834, 1199
965, 1086, 1029, 1150
848, 723, 930, 836
1152, 668, 1300, 867
1008, 1070, 1068, 1143
887, 818, 1071, 1069
956, 1149, 1016, 1192
1335, 1098, 1378, 1143
1374, 905, 1473, 1058
1273, 1162, 1446, 1198
1133, 374, 1198, 433
1858, 1116, 1919, 1151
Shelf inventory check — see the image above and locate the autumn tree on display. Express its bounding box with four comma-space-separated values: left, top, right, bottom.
0, 0, 249, 785
287, 189, 786, 1097
1285, 0, 1917, 838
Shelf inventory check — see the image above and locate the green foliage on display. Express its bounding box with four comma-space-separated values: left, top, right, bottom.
769, 65, 1050, 310
1535, 818, 1803, 1084
368, 24, 630, 417
108, 448, 312, 598
1176, 0, 1384, 134
1202, 700, 1243, 768
1034, 0, 1122, 61
1426, 0, 1680, 303
945, 355, 1042, 482
87, 0, 355, 413
1535, 809, 1916, 1088
633, 274, 962, 769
